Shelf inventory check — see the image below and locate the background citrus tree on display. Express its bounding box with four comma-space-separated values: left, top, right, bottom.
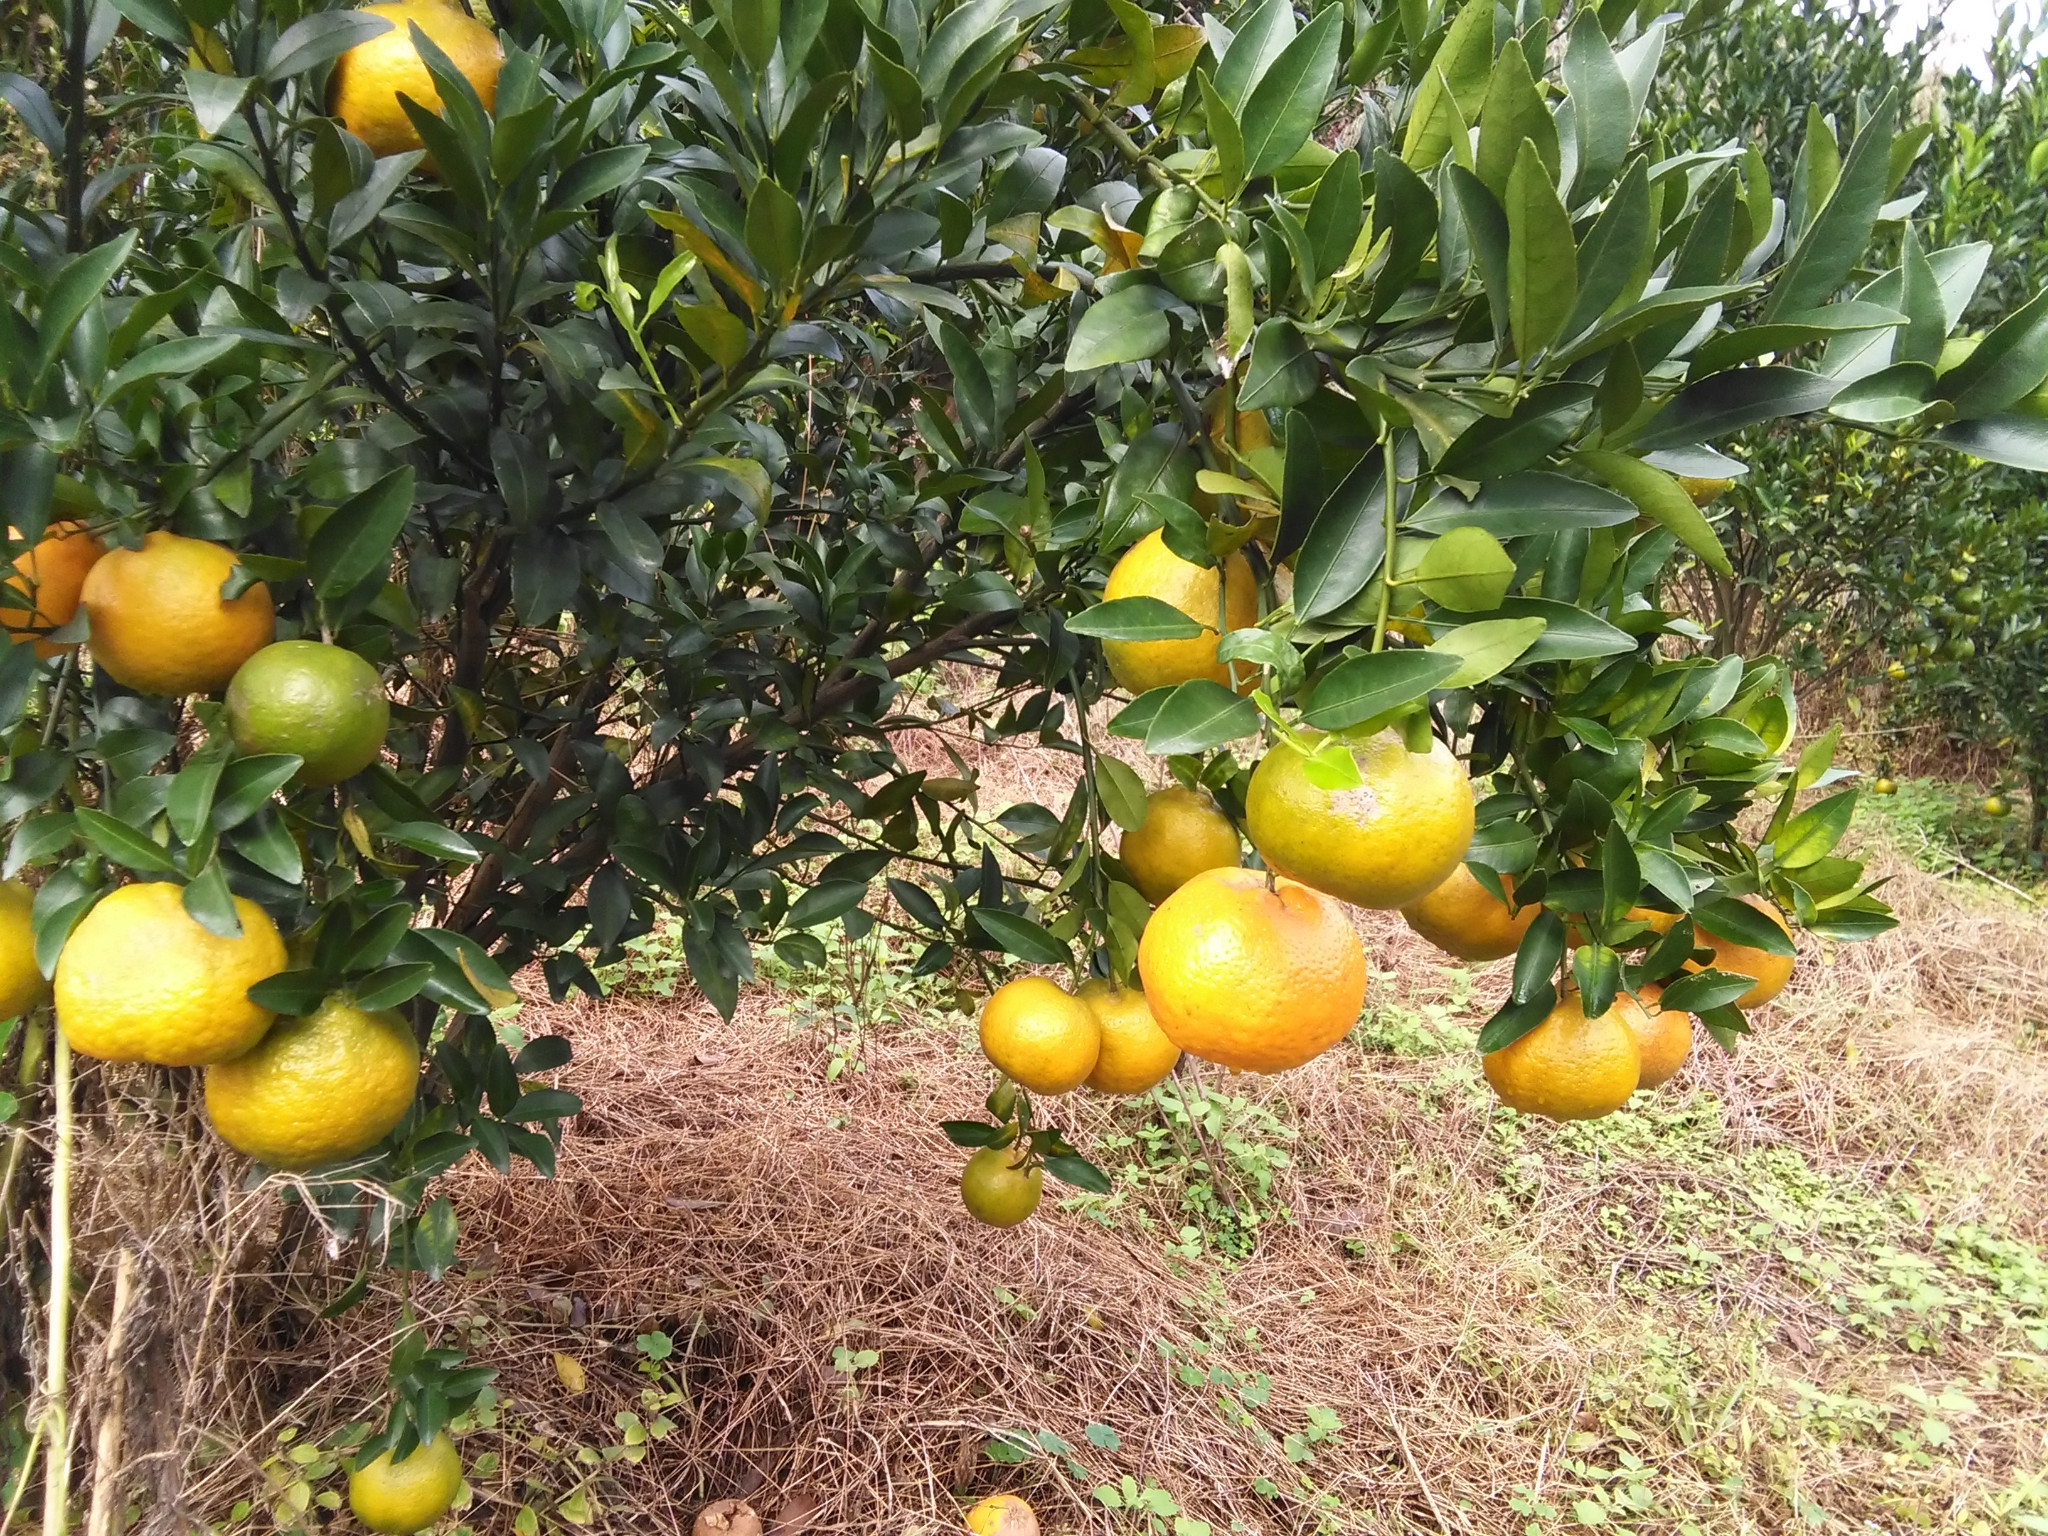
5, 0, 2048, 1520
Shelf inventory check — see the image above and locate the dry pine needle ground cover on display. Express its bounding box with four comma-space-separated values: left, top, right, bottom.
48, 827, 2046, 1536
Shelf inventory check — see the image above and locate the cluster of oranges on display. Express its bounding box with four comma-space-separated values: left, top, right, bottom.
964, 527, 1804, 1212
4, 517, 413, 1163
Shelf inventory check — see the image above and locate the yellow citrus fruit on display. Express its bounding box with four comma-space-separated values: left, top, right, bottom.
965, 1493, 1041, 1536
226, 640, 391, 786
959, 1145, 1044, 1228
348, 1434, 464, 1535
1244, 729, 1474, 910
1075, 977, 1180, 1093
0, 880, 49, 1019
331, 0, 503, 159
977, 976, 1099, 1094
1137, 866, 1366, 1073
55, 882, 287, 1065
1874, 777, 1898, 795
80, 531, 275, 696
1620, 984, 1692, 1090
1401, 865, 1534, 961
1984, 794, 2010, 817
1482, 992, 1642, 1121
1100, 529, 1258, 695
1687, 894, 1795, 1009
204, 994, 420, 1169
1117, 785, 1240, 904
1675, 475, 1732, 506
5, 522, 104, 658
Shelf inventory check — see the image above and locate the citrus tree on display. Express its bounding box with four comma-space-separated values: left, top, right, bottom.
6, 0, 2048, 1521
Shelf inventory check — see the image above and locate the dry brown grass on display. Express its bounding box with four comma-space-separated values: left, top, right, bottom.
38, 831, 2048, 1536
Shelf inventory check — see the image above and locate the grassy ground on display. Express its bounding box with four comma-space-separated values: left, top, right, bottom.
136, 795, 2048, 1536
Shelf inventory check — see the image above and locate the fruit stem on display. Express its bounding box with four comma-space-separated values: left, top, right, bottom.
1371, 430, 1398, 655
42, 1031, 74, 1536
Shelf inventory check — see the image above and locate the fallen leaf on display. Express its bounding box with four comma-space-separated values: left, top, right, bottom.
553, 1351, 587, 1394
693, 1499, 764, 1536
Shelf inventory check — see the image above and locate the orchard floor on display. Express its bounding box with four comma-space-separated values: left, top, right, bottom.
146, 831, 2048, 1536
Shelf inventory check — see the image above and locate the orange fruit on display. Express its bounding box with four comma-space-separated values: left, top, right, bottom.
1117, 785, 1240, 904
1244, 728, 1474, 909
1687, 894, 1795, 1009
1137, 866, 1366, 1073
1481, 992, 1641, 1121
348, 1433, 464, 1534
959, 1146, 1043, 1228
4, 522, 104, 657
225, 640, 391, 786
204, 994, 420, 1169
966, 1494, 1040, 1536
1620, 984, 1692, 1090
55, 881, 287, 1065
1075, 977, 1180, 1093
80, 531, 274, 696
0, 880, 48, 1019
1401, 865, 1535, 961
331, 0, 503, 158
977, 977, 1099, 1094
1676, 475, 1732, 506
1100, 529, 1258, 694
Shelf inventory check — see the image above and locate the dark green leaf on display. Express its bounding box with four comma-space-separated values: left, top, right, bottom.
1931, 415, 2048, 471
1044, 1153, 1113, 1193
1068, 597, 1205, 641
310, 466, 415, 600
74, 809, 176, 875
1301, 650, 1459, 730
1239, 6, 1341, 178
1142, 680, 1260, 755
1656, 969, 1754, 1013
1764, 89, 1896, 322
971, 907, 1072, 965
1628, 369, 1839, 452
1235, 319, 1318, 410
1695, 896, 1796, 956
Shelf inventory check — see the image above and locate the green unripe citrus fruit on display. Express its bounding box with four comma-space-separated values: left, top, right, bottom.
1983, 795, 2010, 817
959, 1145, 1043, 1227
225, 640, 389, 786
348, 1434, 464, 1534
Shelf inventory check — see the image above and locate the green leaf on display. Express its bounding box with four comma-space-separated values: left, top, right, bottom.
383, 821, 482, 864
182, 70, 254, 136
1235, 319, 1317, 409
310, 465, 415, 600
351, 962, 434, 1011
1773, 791, 1857, 869
1436, 383, 1593, 480
1400, 0, 1491, 167
1069, 597, 1205, 642
1894, 225, 1945, 367
1066, 285, 1175, 371
1408, 473, 1634, 537
1827, 361, 1934, 424
247, 970, 330, 1015
1575, 450, 1730, 576
264, 10, 393, 80
1764, 89, 1896, 322
941, 1119, 1000, 1148
213, 755, 303, 830
1562, 159, 1651, 339
743, 176, 805, 289
1093, 754, 1149, 833
1143, 680, 1260, 755
1292, 457, 1388, 621
181, 857, 244, 939
1475, 41, 1556, 201
33, 232, 137, 384
1656, 969, 1755, 1014
1696, 896, 1796, 957
1447, 167, 1509, 341
74, 809, 176, 874
1477, 988, 1553, 1053
1044, 1154, 1113, 1194
1936, 283, 2048, 418
1431, 597, 1632, 662
1195, 69, 1245, 198
1627, 369, 1839, 453
1931, 415, 2048, 472
1413, 526, 1515, 611
1300, 650, 1459, 731
546, 144, 650, 214
1505, 139, 1577, 361
1572, 943, 1620, 1019
166, 739, 230, 843
1212, 0, 1295, 114
787, 881, 867, 929
1238, 5, 1341, 179
1427, 617, 1548, 687
1304, 150, 1363, 287
1563, 9, 1631, 203
971, 907, 1072, 965
711, 0, 778, 71
100, 334, 239, 400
